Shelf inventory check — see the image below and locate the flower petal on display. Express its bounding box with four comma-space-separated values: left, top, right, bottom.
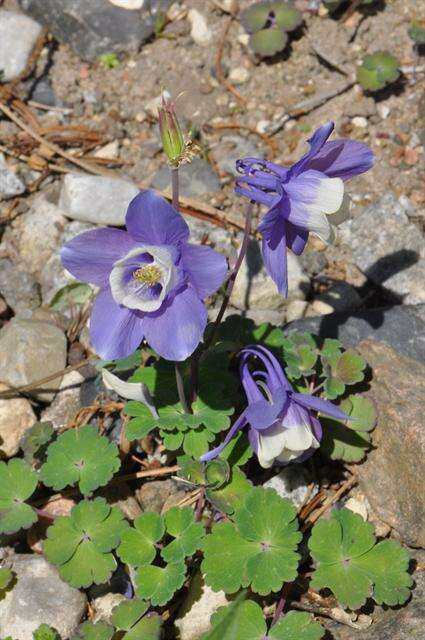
307, 139, 375, 180
286, 222, 308, 255
290, 121, 335, 177
140, 285, 207, 361
61, 228, 135, 287
181, 244, 227, 299
292, 392, 350, 421
102, 368, 158, 417
200, 413, 247, 462
125, 190, 189, 245
244, 396, 285, 431
262, 219, 288, 296
90, 288, 145, 360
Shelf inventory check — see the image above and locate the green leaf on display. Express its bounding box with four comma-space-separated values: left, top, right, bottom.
321, 395, 376, 462
111, 598, 161, 640
71, 622, 114, 640
187, 400, 234, 434
336, 350, 367, 385
283, 334, 318, 379
357, 51, 400, 91
117, 512, 164, 567
208, 600, 266, 640
322, 348, 366, 399
0, 459, 38, 534
202, 487, 301, 595
44, 498, 128, 588
161, 506, 204, 563
250, 27, 288, 57
409, 22, 425, 45
220, 432, 253, 467
269, 611, 324, 640
240, 2, 271, 33
33, 625, 60, 640
205, 459, 230, 489
177, 457, 206, 486
182, 428, 216, 458
0, 567, 13, 591
20, 421, 54, 463
40, 425, 121, 495
129, 360, 178, 407
309, 508, 412, 609
206, 467, 253, 515
135, 561, 186, 606
271, 2, 303, 32
50, 282, 92, 312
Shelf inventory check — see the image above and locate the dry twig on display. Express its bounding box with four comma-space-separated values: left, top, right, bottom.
215, 16, 247, 106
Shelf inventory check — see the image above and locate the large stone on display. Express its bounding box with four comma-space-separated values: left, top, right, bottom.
231, 239, 309, 311
151, 159, 220, 198
263, 466, 316, 510
175, 571, 227, 640
19, 0, 158, 60
136, 479, 183, 513
0, 554, 86, 639
41, 370, 84, 429
345, 193, 425, 304
0, 153, 25, 199
59, 173, 139, 225
0, 383, 36, 458
356, 341, 425, 547
0, 10, 42, 82
285, 304, 425, 365
0, 259, 40, 317
0, 319, 67, 401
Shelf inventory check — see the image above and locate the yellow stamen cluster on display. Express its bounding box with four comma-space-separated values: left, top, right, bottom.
133, 265, 162, 287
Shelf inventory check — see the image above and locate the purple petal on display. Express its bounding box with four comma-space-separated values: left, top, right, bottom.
90, 288, 145, 360
286, 223, 308, 255
306, 139, 375, 181
240, 345, 291, 391
181, 244, 227, 299
292, 392, 350, 421
244, 395, 285, 431
262, 220, 288, 296
200, 413, 247, 462
61, 228, 135, 287
140, 285, 207, 361
290, 122, 334, 177
125, 190, 189, 245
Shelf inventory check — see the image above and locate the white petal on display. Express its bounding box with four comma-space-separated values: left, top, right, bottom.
257, 424, 289, 469
284, 423, 315, 451
327, 193, 352, 227
102, 368, 158, 417
304, 177, 344, 242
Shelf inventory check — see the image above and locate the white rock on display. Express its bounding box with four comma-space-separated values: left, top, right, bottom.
0, 153, 25, 200
345, 497, 368, 521
41, 370, 84, 430
94, 140, 120, 159
377, 104, 390, 119
59, 173, 140, 225
0, 10, 42, 82
188, 9, 213, 47
108, 0, 145, 8
237, 33, 250, 47
286, 299, 308, 322
92, 593, 127, 624
0, 383, 36, 458
263, 466, 316, 510
229, 66, 249, 85
175, 571, 228, 640
352, 116, 368, 128
256, 119, 271, 134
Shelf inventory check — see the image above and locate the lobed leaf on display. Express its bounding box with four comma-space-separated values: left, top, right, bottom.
20, 421, 54, 463
0, 567, 13, 591
135, 561, 186, 606
70, 622, 114, 640
33, 625, 61, 640
162, 506, 205, 563
111, 597, 161, 640
250, 28, 288, 57
0, 459, 38, 534
206, 467, 253, 515
321, 395, 376, 462
117, 512, 164, 567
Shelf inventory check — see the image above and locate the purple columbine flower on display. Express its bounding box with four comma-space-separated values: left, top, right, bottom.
201, 345, 348, 468
235, 121, 374, 295
61, 190, 227, 362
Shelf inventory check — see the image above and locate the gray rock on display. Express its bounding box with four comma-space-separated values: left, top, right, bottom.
19, 0, 160, 61
186, 217, 233, 256
0, 10, 42, 82
0, 153, 25, 200
263, 466, 316, 510
345, 193, 425, 304
214, 136, 260, 176
0, 259, 40, 317
92, 593, 126, 624
356, 341, 425, 548
41, 370, 83, 430
231, 239, 309, 311
0, 318, 67, 401
0, 383, 36, 458
285, 304, 425, 365
151, 158, 220, 198
136, 479, 183, 513
0, 554, 86, 640
59, 173, 139, 225
175, 571, 227, 640
310, 281, 362, 315
299, 249, 327, 276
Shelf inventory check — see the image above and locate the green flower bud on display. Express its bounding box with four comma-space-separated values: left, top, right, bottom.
158, 93, 186, 167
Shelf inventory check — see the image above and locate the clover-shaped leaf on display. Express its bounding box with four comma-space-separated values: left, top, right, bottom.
177, 456, 206, 486
44, 497, 128, 588
321, 395, 376, 462
206, 467, 253, 515
33, 625, 60, 640
309, 508, 412, 610
161, 506, 204, 563
135, 561, 186, 606
20, 421, 54, 463
220, 432, 253, 467
111, 598, 161, 640
208, 601, 323, 640
250, 28, 288, 57
0, 459, 38, 534
240, 2, 271, 33
271, 1, 303, 32
322, 348, 366, 400
283, 333, 318, 379
129, 359, 178, 407
357, 51, 400, 92
0, 567, 13, 591
40, 425, 121, 495
409, 21, 425, 45
202, 487, 301, 595
117, 512, 164, 567
71, 621, 114, 640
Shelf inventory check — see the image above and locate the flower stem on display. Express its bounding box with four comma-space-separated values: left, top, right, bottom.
171, 167, 179, 211
175, 362, 190, 414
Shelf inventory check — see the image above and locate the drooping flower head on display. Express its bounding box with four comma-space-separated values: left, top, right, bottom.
235, 121, 374, 296
61, 190, 227, 361
201, 345, 348, 468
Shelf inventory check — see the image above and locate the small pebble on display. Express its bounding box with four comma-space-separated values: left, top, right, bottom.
188, 9, 213, 47
352, 116, 368, 128
229, 66, 249, 85
256, 119, 271, 134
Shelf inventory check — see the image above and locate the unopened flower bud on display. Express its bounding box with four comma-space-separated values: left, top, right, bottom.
158, 93, 185, 167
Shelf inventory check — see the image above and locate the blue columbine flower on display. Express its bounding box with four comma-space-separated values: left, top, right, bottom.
235, 121, 374, 295
201, 345, 348, 468
61, 190, 227, 361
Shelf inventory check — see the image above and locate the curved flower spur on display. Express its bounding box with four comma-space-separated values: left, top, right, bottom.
235, 121, 374, 295
61, 189, 227, 362
201, 345, 349, 468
